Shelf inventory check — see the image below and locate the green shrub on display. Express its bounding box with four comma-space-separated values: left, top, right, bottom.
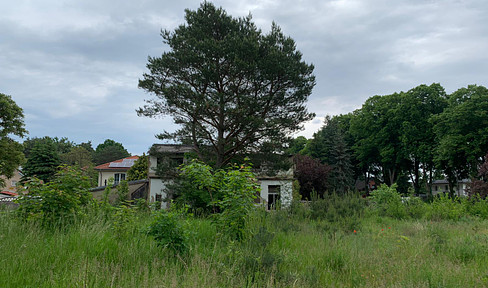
173, 160, 260, 240
369, 184, 407, 219
464, 195, 488, 219
16, 165, 92, 227
173, 160, 218, 214
217, 164, 259, 240
404, 196, 428, 219
426, 194, 465, 220
111, 205, 136, 239
115, 180, 129, 206
146, 210, 188, 254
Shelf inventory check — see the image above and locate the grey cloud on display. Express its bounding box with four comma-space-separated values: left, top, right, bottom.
1, 0, 488, 154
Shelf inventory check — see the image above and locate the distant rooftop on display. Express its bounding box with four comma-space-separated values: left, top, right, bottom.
150, 144, 194, 154
94, 156, 139, 170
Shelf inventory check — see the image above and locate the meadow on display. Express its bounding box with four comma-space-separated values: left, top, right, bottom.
2, 194, 488, 288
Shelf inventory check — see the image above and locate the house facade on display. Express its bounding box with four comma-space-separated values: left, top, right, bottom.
432, 179, 470, 197
147, 144, 293, 209
94, 156, 139, 187
0, 169, 22, 193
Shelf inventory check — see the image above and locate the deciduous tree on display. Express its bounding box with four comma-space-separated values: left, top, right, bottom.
0, 93, 27, 187
22, 141, 60, 183
94, 139, 130, 165
293, 154, 331, 199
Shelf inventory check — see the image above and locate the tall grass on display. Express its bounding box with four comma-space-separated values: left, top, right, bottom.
2, 196, 488, 287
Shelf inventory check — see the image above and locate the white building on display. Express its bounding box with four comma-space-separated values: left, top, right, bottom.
147, 144, 293, 209
432, 179, 470, 197
94, 156, 139, 187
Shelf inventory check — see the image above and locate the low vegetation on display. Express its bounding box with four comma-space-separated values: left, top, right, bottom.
3, 169, 488, 287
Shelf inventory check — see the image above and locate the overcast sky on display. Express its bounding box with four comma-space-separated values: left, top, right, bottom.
2, 0, 487, 155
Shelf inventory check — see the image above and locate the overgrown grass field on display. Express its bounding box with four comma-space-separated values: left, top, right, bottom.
2, 204, 488, 287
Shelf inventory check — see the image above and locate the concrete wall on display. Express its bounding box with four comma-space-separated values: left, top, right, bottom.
259, 179, 293, 208
91, 181, 147, 203
149, 178, 169, 209
148, 155, 158, 177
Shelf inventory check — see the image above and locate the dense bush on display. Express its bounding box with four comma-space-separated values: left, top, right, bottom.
464, 196, 488, 218
172, 160, 259, 240
369, 184, 407, 219
426, 194, 466, 221
216, 165, 259, 240
146, 210, 188, 254
16, 165, 92, 227
172, 160, 218, 214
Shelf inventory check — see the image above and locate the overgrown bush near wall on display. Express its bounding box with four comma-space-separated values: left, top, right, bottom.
216, 164, 259, 240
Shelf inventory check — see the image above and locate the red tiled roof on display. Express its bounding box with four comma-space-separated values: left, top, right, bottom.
0, 191, 18, 196
94, 156, 139, 170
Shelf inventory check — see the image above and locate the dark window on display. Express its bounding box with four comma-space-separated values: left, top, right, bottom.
155, 194, 162, 202
268, 185, 281, 210
170, 157, 184, 167
114, 173, 126, 184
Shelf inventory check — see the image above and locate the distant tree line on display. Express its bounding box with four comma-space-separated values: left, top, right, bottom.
21, 137, 131, 184
292, 84, 488, 198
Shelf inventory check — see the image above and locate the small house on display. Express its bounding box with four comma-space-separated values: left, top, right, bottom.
147, 144, 293, 209
94, 156, 139, 187
432, 179, 470, 197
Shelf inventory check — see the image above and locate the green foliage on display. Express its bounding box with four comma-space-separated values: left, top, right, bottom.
102, 177, 114, 207
404, 195, 428, 219
310, 192, 366, 232
22, 141, 60, 183
111, 205, 136, 239
349, 83, 447, 189
369, 184, 407, 219
287, 136, 309, 155
307, 116, 354, 193
16, 165, 92, 227
115, 180, 129, 206
127, 153, 148, 181
0, 138, 24, 188
172, 160, 259, 240
426, 194, 466, 220
60, 146, 93, 167
23, 136, 74, 160
172, 160, 217, 214
0, 93, 27, 187
146, 210, 188, 254
138, 2, 315, 168
216, 164, 259, 240
433, 85, 488, 182
94, 139, 130, 165
464, 195, 488, 219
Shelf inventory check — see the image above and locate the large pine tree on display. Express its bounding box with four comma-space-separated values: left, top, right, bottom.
138, 2, 315, 168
